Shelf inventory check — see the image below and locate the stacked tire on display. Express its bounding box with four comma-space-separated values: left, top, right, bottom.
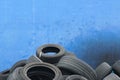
0, 44, 120, 80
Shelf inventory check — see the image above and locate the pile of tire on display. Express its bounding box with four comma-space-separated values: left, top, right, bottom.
0, 44, 120, 80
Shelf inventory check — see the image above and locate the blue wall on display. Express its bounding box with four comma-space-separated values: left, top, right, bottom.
0, 0, 120, 71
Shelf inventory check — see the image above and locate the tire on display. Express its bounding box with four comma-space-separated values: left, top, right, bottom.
95, 62, 112, 80
57, 56, 97, 80
64, 51, 76, 57
59, 68, 74, 75
58, 52, 76, 75
36, 44, 65, 64
0, 69, 10, 80
66, 75, 88, 80
27, 55, 42, 63
60, 75, 69, 80
112, 60, 120, 76
103, 73, 120, 80
7, 67, 22, 80
10, 60, 27, 73
19, 62, 62, 80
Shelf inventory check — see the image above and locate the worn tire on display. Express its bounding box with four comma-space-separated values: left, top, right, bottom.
58, 52, 76, 75
36, 44, 65, 64
57, 56, 97, 80
95, 62, 112, 80
19, 62, 62, 80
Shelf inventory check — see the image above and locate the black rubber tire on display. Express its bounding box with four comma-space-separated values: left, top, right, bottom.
57, 56, 97, 80
95, 62, 112, 80
7, 67, 22, 80
103, 73, 120, 80
66, 75, 88, 80
10, 60, 27, 73
58, 52, 76, 75
64, 52, 76, 57
19, 62, 62, 80
59, 68, 74, 75
60, 75, 69, 80
112, 60, 120, 76
27, 55, 42, 63
0, 69, 10, 80
36, 44, 65, 64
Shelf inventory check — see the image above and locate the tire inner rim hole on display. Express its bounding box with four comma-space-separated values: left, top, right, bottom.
42, 47, 60, 56
27, 66, 55, 80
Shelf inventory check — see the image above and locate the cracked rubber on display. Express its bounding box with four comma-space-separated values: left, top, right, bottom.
0, 69, 10, 80
36, 44, 65, 64
10, 60, 27, 73
66, 75, 88, 80
57, 56, 97, 80
103, 73, 120, 80
95, 62, 112, 80
18, 62, 62, 80
112, 60, 120, 76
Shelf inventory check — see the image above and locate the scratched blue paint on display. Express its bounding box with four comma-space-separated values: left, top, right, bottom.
0, 0, 120, 71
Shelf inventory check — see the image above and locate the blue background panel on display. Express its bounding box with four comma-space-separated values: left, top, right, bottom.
0, 0, 120, 71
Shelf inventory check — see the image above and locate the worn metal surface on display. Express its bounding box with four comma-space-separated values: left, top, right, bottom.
0, 0, 120, 71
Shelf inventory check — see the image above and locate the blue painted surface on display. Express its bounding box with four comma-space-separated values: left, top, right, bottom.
0, 0, 120, 71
